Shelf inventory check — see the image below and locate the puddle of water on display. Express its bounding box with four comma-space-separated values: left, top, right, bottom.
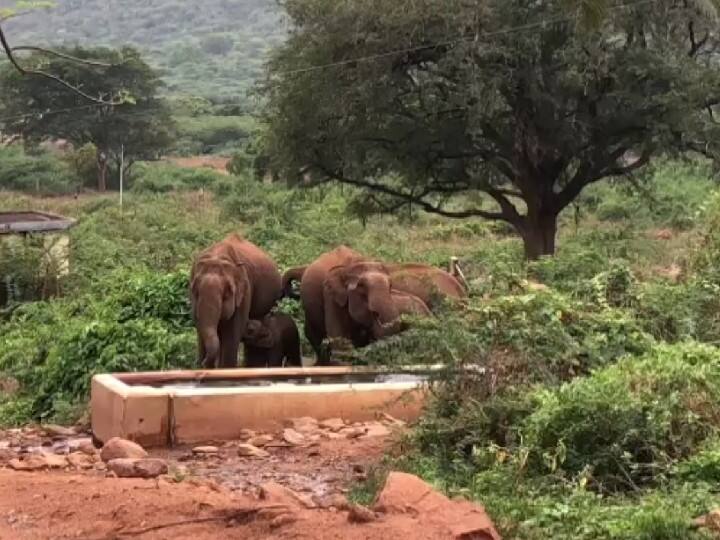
129, 371, 433, 390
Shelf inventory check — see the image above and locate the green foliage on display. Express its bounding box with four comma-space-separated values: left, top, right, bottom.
1, 0, 285, 101
63, 143, 98, 189
0, 46, 175, 191
131, 162, 226, 193
174, 115, 253, 155
0, 147, 77, 195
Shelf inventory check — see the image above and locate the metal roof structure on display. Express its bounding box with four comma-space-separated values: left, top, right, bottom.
0, 211, 76, 235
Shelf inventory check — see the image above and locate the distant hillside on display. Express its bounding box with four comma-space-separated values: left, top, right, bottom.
0, 0, 286, 103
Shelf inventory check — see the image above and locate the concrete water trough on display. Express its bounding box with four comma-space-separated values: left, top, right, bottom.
91, 365, 444, 448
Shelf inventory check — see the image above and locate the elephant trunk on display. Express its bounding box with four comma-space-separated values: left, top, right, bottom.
368, 295, 402, 340
193, 286, 223, 368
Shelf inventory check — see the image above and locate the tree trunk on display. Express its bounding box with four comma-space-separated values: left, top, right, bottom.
518, 210, 558, 260
96, 149, 108, 192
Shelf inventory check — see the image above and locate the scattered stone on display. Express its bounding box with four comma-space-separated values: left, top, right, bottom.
247, 435, 274, 448
259, 481, 317, 509
282, 428, 307, 446
78, 440, 98, 456
42, 453, 69, 469
42, 424, 77, 437
654, 228, 674, 240
67, 452, 95, 470
323, 432, 344, 440
380, 413, 407, 427
373, 472, 501, 540
269, 514, 298, 529
341, 427, 367, 439
8, 456, 48, 471
318, 493, 349, 511
319, 418, 346, 431
347, 503, 377, 523
192, 446, 220, 455
237, 444, 270, 458
363, 422, 391, 438
238, 429, 256, 440
100, 438, 148, 462
0, 448, 16, 463
286, 417, 319, 434
107, 458, 168, 479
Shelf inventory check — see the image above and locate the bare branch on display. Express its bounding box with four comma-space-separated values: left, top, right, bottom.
314, 164, 511, 221
0, 22, 120, 104
11, 46, 115, 67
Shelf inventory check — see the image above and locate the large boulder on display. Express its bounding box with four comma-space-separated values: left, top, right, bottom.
100, 437, 148, 462
373, 472, 501, 540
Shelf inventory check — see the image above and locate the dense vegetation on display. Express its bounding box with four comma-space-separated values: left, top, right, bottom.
1, 146, 720, 537
0, 0, 285, 100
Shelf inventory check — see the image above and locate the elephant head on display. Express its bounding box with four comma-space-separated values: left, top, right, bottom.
325, 261, 402, 340
190, 257, 251, 368
243, 318, 276, 349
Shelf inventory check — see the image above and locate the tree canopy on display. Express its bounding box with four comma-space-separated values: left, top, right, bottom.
262, 0, 720, 258
0, 46, 175, 191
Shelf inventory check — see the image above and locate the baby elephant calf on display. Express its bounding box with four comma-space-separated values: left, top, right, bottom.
243, 313, 302, 368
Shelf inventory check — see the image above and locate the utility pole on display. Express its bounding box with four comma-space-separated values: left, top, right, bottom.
119, 144, 124, 211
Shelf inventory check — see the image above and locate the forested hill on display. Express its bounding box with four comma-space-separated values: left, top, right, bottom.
0, 0, 286, 101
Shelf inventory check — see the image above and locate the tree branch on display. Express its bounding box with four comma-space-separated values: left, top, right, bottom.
11, 46, 115, 67
314, 164, 511, 221
0, 23, 119, 104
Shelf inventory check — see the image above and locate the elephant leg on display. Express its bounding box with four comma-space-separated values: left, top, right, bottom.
219, 313, 243, 368
196, 330, 206, 364
304, 320, 324, 364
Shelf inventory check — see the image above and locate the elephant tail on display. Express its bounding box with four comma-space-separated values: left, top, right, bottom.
281, 265, 308, 300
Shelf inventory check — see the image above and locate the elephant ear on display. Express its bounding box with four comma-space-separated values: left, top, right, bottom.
325, 265, 351, 307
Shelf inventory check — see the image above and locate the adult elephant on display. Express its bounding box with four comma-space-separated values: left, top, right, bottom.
388, 263, 468, 310
190, 234, 282, 369
284, 246, 401, 364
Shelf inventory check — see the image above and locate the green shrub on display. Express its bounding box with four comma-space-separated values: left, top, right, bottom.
0, 147, 77, 195
520, 342, 720, 491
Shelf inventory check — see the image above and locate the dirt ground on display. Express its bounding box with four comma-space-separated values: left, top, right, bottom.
0, 420, 493, 540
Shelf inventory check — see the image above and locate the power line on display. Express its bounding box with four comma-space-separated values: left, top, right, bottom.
0, 0, 658, 124
273, 0, 657, 77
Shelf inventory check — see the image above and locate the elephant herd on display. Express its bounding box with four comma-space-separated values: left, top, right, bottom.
190, 234, 467, 369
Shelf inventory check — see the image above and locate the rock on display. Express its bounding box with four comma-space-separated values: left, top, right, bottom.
238, 429, 256, 440
282, 428, 307, 446
8, 456, 47, 471
286, 417, 319, 434
319, 418, 346, 431
654, 228, 674, 240
247, 435, 274, 448
43, 453, 69, 469
192, 446, 220, 455
78, 440, 98, 456
237, 444, 269, 458
259, 481, 317, 509
318, 493, 349, 510
100, 437, 148, 462
380, 413, 407, 427
0, 448, 16, 463
42, 424, 77, 437
107, 458, 168, 478
363, 422, 391, 438
347, 503, 377, 523
269, 514, 298, 529
341, 427, 367, 439
67, 438, 93, 452
374, 472, 501, 540
67, 452, 95, 469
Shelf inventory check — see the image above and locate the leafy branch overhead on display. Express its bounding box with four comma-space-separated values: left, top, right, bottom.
263, 0, 720, 259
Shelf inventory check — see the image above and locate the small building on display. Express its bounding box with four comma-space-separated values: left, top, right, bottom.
0, 211, 76, 306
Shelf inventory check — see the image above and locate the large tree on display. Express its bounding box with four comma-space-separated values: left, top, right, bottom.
0, 46, 175, 191
263, 0, 720, 258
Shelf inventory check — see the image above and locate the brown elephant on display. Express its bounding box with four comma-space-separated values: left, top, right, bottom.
190, 234, 282, 369
284, 246, 401, 364
392, 290, 432, 317
243, 313, 302, 368
388, 263, 468, 310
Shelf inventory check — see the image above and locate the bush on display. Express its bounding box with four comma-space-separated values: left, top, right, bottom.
63, 143, 98, 188
131, 162, 224, 193
0, 147, 77, 195
520, 342, 720, 492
